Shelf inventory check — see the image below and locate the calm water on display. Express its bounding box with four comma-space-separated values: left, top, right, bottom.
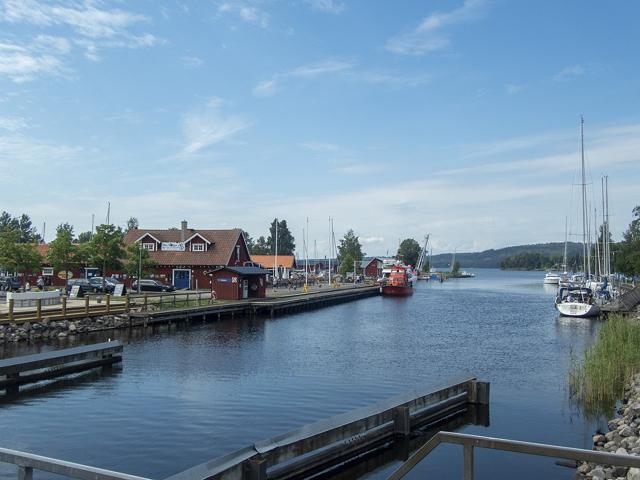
0, 269, 602, 479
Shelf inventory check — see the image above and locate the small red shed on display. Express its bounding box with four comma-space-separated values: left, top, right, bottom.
363, 258, 383, 278
206, 266, 269, 300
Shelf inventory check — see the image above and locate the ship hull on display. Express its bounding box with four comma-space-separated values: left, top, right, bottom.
381, 285, 413, 296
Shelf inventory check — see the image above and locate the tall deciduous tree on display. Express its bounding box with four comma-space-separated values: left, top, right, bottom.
242, 230, 255, 252
253, 236, 270, 255
0, 211, 41, 243
125, 217, 139, 233
614, 206, 640, 276
337, 229, 364, 264
76, 231, 93, 243
267, 218, 295, 255
396, 238, 421, 267
339, 253, 357, 277
86, 224, 125, 287
123, 243, 157, 282
47, 223, 78, 282
0, 228, 42, 288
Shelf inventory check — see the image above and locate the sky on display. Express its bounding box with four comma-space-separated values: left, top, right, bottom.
0, 0, 639, 257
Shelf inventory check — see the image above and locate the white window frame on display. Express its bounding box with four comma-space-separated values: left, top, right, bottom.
142, 242, 156, 251
42, 267, 54, 276
236, 245, 240, 261
192, 243, 205, 252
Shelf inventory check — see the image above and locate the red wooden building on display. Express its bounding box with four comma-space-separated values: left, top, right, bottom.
123, 222, 252, 290
206, 266, 268, 300
361, 258, 383, 278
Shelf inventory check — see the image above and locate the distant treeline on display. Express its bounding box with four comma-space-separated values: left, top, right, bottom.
499, 252, 582, 271
430, 242, 583, 269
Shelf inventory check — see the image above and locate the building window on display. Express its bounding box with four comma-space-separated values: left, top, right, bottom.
192, 243, 205, 252
142, 243, 156, 251
236, 245, 240, 261
42, 267, 54, 276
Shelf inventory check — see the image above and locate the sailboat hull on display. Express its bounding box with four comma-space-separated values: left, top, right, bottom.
555, 302, 600, 318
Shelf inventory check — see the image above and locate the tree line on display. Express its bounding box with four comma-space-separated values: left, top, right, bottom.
613, 205, 640, 276
0, 212, 154, 287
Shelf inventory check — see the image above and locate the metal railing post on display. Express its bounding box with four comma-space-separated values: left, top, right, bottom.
463, 444, 474, 480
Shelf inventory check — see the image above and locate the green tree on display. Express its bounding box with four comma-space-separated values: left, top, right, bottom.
252, 235, 270, 255
339, 253, 356, 276
337, 229, 364, 264
86, 224, 125, 291
76, 231, 93, 243
242, 230, 255, 252
614, 206, 640, 276
267, 218, 295, 255
47, 223, 78, 283
125, 217, 139, 233
396, 238, 421, 267
0, 228, 42, 288
0, 211, 41, 242
123, 243, 157, 286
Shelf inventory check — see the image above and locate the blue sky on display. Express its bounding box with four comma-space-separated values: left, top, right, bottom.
1, 0, 639, 257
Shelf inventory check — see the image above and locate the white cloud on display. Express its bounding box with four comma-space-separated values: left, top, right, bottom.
253, 59, 429, 97
361, 236, 385, 245
181, 101, 252, 155
0, 39, 68, 82
0, 0, 159, 77
0, 116, 27, 131
216, 1, 269, 28
505, 83, 526, 95
332, 163, 386, 175
386, 0, 486, 55
299, 142, 340, 152
554, 64, 586, 81
305, 0, 345, 14
181, 55, 203, 68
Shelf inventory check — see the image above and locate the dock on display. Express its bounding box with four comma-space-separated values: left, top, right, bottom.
166, 377, 489, 480
0, 286, 381, 328
0, 340, 122, 394
127, 286, 380, 327
602, 285, 640, 315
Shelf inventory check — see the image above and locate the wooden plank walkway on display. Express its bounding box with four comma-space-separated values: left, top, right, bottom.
0, 340, 122, 394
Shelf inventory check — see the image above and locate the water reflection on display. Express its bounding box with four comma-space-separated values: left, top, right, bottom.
0, 270, 602, 480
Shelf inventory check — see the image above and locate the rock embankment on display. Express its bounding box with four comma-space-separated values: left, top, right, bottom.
576, 374, 640, 480
0, 315, 130, 342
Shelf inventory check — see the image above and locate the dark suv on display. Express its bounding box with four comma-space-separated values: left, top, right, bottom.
66, 278, 93, 296
0, 276, 21, 291
131, 279, 175, 292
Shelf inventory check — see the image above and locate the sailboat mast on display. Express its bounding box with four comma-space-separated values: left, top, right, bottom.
563, 216, 568, 272
605, 175, 610, 276
580, 116, 588, 278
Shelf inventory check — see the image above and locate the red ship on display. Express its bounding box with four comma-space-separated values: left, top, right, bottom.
380, 265, 414, 296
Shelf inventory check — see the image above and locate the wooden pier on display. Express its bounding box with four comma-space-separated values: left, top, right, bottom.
0, 340, 122, 394
127, 286, 380, 327
601, 285, 640, 315
166, 377, 489, 480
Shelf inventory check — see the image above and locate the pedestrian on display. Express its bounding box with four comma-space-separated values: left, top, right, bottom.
37, 276, 44, 291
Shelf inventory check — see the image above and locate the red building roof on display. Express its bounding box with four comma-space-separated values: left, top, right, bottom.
123, 227, 247, 267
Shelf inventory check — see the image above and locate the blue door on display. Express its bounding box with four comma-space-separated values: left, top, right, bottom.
173, 270, 190, 289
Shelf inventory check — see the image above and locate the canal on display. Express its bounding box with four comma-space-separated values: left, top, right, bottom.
0, 270, 602, 479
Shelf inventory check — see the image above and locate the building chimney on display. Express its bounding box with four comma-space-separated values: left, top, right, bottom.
181, 220, 188, 242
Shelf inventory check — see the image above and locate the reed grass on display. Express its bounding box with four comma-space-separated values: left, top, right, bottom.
570, 315, 640, 418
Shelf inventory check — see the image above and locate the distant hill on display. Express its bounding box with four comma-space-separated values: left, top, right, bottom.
430, 242, 583, 269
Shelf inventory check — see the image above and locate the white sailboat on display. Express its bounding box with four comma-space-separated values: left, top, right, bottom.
555, 117, 600, 318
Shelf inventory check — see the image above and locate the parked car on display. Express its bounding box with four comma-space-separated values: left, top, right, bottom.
89, 276, 125, 294
0, 276, 21, 291
131, 279, 175, 292
66, 278, 93, 297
